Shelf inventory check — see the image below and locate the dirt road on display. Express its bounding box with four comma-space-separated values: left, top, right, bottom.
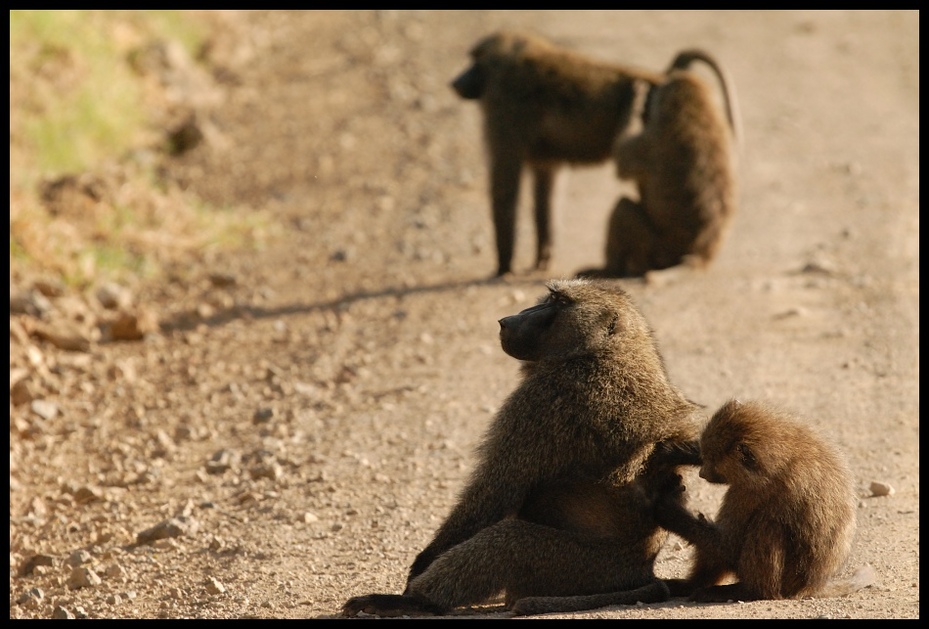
9, 11, 918, 619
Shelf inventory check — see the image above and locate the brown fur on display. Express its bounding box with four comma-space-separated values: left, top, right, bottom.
341, 278, 702, 617
654, 399, 862, 602
451, 30, 669, 277
581, 50, 740, 279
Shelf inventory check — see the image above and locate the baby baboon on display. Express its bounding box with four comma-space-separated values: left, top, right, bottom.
582, 49, 741, 279
342, 278, 702, 617
451, 30, 667, 277
653, 399, 862, 602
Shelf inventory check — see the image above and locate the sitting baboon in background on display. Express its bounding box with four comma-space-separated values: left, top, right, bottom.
581, 49, 741, 279
342, 278, 703, 617
452, 30, 726, 278
653, 399, 865, 602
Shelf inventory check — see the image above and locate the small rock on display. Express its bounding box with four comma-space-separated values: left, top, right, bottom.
249, 462, 283, 481
32, 321, 92, 352
68, 565, 102, 589
206, 449, 239, 474
52, 606, 75, 619
800, 258, 837, 275
105, 563, 126, 578
153, 538, 179, 551
18, 553, 55, 576
136, 516, 199, 544
16, 587, 45, 607
72, 485, 104, 504
10, 288, 52, 317
209, 272, 237, 288
167, 113, 205, 155
104, 308, 160, 341
253, 407, 275, 424
235, 491, 261, 506
96, 282, 133, 310
32, 278, 65, 297
10, 379, 34, 406
30, 399, 59, 421
870, 481, 895, 497
9, 366, 30, 388
206, 577, 226, 595
67, 549, 93, 567
774, 306, 806, 319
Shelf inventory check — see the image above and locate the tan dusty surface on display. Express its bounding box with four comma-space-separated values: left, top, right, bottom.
9, 10, 918, 619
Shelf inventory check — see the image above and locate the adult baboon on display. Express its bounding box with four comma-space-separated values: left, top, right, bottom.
341, 278, 702, 616
451, 30, 667, 277
581, 49, 741, 279
653, 399, 862, 602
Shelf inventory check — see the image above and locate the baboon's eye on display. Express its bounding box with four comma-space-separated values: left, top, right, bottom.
547, 290, 572, 306
737, 443, 757, 470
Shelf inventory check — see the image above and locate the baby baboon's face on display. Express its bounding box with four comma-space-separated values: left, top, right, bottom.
698, 400, 761, 486
698, 438, 757, 485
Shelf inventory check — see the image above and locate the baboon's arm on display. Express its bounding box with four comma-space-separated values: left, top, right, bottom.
652, 438, 702, 467
653, 492, 722, 549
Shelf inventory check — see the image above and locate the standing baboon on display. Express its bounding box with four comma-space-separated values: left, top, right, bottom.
341, 278, 702, 616
451, 30, 669, 277
653, 399, 862, 602
582, 49, 741, 279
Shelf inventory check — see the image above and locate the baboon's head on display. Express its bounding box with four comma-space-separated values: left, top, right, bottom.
498, 278, 656, 363
451, 56, 485, 100
699, 399, 792, 486
451, 31, 534, 100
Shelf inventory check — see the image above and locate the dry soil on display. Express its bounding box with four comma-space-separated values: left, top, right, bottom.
9, 10, 919, 619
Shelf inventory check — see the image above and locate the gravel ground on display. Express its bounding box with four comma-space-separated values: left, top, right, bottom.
9, 10, 918, 619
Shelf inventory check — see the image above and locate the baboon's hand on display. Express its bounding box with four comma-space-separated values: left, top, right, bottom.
341, 593, 445, 617
653, 439, 702, 467
649, 471, 685, 500
652, 474, 687, 527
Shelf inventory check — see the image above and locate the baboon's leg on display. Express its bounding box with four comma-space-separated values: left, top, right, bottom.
604, 197, 655, 277
685, 204, 731, 267
405, 519, 654, 612
489, 148, 523, 277
531, 163, 557, 271
652, 489, 731, 597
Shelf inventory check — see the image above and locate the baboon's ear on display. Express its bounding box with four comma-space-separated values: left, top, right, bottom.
607, 314, 618, 335
737, 443, 757, 470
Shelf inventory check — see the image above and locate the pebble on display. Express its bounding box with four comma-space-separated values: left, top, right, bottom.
69, 566, 102, 589
870, 481, 895, 497
136, 516, 200, 544
206, 577, 226, 594
52, 606, 75, 619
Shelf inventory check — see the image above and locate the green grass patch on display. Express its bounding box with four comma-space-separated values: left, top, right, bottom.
10, 11, 272, 289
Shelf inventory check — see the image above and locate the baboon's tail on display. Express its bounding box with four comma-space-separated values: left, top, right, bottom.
817, 564, 877, 599
668, 49, 743, 151
509, 579, 670, 616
